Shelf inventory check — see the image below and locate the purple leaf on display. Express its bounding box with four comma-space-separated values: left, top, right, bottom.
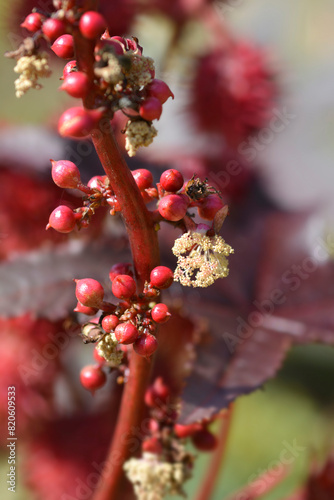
177, 209, 334, 424
0, 240, 130, 320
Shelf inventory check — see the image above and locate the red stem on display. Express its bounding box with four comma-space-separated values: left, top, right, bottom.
195, 406, 235, 500
72, 10, 160, 500
90, 125, 159, 500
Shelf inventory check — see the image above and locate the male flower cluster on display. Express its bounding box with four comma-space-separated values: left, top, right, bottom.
172, 231, 234, 288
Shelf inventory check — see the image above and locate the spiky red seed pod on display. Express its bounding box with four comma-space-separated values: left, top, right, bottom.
147, 79, 174, 104
79, 11, 107, 40
133, 333, 158, 357
74, 302, 98, 315
174, 423, 203, 439
74, 278, 104, 308
197, 195, 224, 220
20, 13, 44, 33
132, 169, 153, 190
58, 107, 104, 138
60, 71, 90, 99
47, 205, 76, 233
51, 35, 75, 60
114, 322, 139, 345
42, 18, 67, 42
192, 429, 218, 451
112, 275, 136, 299
160, 169, 184, 192
150, 266, 174, 289
51, 160, 81, 189
62, 60, 77, 79
101, 315, 119, 333
109, 263, 133, 281
80, 364, 106, 393
139, 97, 163, 121
151, 303, 171, 324
158, 194, 189, 222
142, 437, 163, 455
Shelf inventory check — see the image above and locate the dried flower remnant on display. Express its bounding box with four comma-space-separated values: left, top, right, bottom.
125, 120, 158, 157
125, 54, 155, 87
96, 332, 123, 367
14, 52, 51, 98
172, 231, 234, 287
94, 53, 123, 84
124, 452, 192, 500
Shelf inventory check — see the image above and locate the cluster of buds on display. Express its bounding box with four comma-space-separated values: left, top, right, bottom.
8, 4, 174, 155
154, 169, 235, 288
75, 264, 174, 392
47, 159, 234, 287
46, 159, 123, 233
124, 376, 218, 499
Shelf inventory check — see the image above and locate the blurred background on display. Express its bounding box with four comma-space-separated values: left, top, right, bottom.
1, 1, 334, 499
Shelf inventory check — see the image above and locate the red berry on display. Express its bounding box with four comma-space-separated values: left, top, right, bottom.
62, 60, 77, 79
192, 429, 218, 451
80, 364, 106, 393
139, 97, 163, 121
151, 303, 171, 324
74, 302, 98, 315
95, 38, 125, 58
153, 377, 170, 402
58, 107, 103, 138
114, 322, 139, 344
197, 195, 224, 220
93, 346, 106, 365
133, 333, 158, 357
51, 159, 81, 189
79, 11, 107, 40
150, 266, 174, 289
112, 275, 136, 299
160, 169, 184, 192
174, 423, 203, 439
51, 35, 75, 59
111, 36, 126, 45
142, 437, 163, 455
132, 169, 153, 190
75, 278, 104, 308
46, 205, 76, 233
20, 13, 44, 33
109, 263, 132, 281
42, 18, 66, 42
87, 175, 107, 190
147, 79, 174, 104
60, 71, 90, 99
158, 194, 189, 221
102, 315, 119, 333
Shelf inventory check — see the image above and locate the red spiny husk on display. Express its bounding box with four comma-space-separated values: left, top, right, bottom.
191, 42, 277, 147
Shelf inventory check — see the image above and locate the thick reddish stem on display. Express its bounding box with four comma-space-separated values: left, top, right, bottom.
91, 126, 159, 285
90, 127, 159, 500
195, 406, 234, 500
72, 8, 160, 499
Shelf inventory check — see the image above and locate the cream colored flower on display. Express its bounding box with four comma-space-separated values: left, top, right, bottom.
172, 231, 234, 287
96, 332, 123, 367
124, 452, 191, 500
125, 120, 157, 157
125, 55, 155, 87
14, 52, 51, 98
